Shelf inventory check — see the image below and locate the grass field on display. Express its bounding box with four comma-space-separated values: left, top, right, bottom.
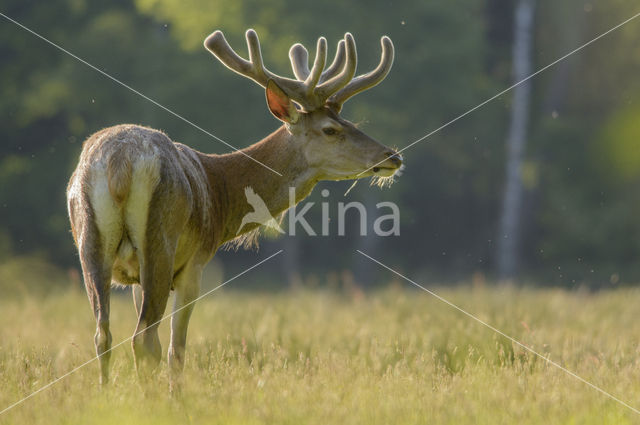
1, 265, 640, 424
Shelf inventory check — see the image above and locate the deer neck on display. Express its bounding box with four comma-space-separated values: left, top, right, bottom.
201, 126, 319, 245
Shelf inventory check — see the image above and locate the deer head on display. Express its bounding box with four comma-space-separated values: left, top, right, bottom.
204, 29, 402, 181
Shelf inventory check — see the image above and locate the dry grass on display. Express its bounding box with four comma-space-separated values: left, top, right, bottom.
1, 268, 640, 424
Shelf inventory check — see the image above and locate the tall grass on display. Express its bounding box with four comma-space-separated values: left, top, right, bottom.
0, 267, 639, 424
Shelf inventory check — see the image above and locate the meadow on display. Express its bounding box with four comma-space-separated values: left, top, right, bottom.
1, 261, 640, 424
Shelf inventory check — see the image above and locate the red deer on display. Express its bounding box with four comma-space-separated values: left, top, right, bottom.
66, 29, 401, 388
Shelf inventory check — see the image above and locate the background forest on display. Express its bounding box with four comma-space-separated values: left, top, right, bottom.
2, 0, 640, 288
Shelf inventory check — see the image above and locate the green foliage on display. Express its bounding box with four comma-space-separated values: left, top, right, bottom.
1, 0, 639, 282
597, 105, 640, 182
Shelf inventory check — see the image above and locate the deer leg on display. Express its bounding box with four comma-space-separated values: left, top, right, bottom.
168, 262, 202, 392
131, 251, 172, 376
130, 199, 178, 377
132, 284, 143, 317
79, 238, 113, 385
129, 177, 189, 380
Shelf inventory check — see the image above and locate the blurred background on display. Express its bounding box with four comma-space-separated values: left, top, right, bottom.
1, 0, 639, 290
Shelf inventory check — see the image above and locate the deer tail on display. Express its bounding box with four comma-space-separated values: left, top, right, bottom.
107, 148, 133, 206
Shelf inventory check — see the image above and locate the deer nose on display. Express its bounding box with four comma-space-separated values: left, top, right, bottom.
384, 151, 403, 168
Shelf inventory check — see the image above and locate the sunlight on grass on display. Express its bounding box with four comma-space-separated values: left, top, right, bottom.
1, 280, 640, 424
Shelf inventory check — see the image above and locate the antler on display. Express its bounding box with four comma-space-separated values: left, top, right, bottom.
204, 29, 393, 112
327, 36, 394, 111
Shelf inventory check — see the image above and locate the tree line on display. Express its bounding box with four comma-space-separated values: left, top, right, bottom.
1, 0, 639, 286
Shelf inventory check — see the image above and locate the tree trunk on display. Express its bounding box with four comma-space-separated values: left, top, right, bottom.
497, 0, 536, 280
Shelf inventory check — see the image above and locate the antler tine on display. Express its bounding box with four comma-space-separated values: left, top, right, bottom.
240, 30, 326, 110
304, 37, 327, 94
289, 44, 310, 81
205, 29, 316, 109
204, 30, 257, 79
316, 33, 357, 103
319, 39, 346, 84
205, 29, 392, 112
328, 35, 394, 110
245, 29, 267, 78
245, 29, 310, 101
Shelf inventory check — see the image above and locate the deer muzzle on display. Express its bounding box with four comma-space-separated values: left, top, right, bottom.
372, 150, 403, 174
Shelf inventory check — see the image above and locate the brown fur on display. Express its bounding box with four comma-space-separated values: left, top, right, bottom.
68, 103, 401, 390
68, 27, 400, 391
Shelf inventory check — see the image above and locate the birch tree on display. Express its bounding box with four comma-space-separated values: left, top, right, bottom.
497, 0, 536, 280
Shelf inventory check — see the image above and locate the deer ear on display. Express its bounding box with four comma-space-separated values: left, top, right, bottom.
266, 79, 300, 124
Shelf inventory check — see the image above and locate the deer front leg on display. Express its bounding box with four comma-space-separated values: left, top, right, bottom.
168, 263, 202, 392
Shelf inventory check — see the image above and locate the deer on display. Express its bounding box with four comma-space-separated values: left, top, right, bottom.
66, 28, 402, 389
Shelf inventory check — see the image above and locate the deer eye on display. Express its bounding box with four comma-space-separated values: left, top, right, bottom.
322, 127, 338, 136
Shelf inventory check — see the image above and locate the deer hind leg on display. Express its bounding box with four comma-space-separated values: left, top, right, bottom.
132, 284, 143, 317
130, 194, 184, 376
168, 262, 202, 392
77, 218, 116, 385
81, 250, 113, 385
131, 244, 173, 376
